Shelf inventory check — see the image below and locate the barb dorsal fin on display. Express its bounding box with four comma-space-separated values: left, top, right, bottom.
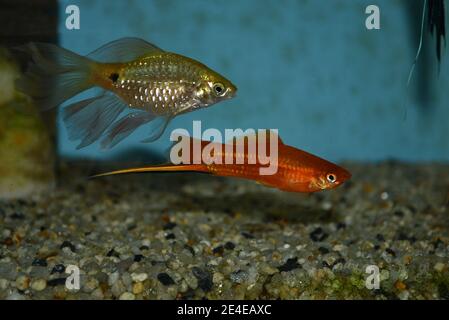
87, 37, 164, 63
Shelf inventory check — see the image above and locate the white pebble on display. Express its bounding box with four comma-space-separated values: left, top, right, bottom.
119, 292, 135, 300
131, 272, 148, 282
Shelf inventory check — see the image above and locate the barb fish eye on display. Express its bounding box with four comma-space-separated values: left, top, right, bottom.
213, 82, 225, 96
326, 173, 337, 184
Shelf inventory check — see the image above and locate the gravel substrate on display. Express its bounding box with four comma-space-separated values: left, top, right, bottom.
0, 161, 448, 300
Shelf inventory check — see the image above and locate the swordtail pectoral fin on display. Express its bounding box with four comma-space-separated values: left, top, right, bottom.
226, 130, 284, 145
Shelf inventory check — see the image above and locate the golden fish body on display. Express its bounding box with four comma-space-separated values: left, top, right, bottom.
17, 38, 237, 149
97, 52, 236, 116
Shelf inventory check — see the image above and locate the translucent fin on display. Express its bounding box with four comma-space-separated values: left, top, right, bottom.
62, 93, 127, 149
140, 116, 171, 143
15, 43, 95, 110
100, 111, 156, 149
87, 37, 164, 63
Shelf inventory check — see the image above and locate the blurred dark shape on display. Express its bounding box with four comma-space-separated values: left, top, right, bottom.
404, 0, 433, 110
428, 0, 446, 63
0, 0, 58, 46
0, 0, 61, 177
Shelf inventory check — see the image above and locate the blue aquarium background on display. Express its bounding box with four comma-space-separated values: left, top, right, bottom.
58, 0, 449, 162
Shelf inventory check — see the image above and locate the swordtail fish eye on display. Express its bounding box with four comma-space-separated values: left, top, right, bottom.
328, 167, 352, 186
326, 173, 337, 184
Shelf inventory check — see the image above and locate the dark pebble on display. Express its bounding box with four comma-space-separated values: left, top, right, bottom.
151, 260, 165, 266
10, 212, 25, 220
165, 233, 176, 240
393, 210, 405, 217
192, 267, 213, 292
336, 222, 346, 230
309, 227, 328, 242
322, 257, 346, 270
184, 244, 195, 256
318, 247, 330, 254
438, 283, 449, 300
179, 288, 196, 299
106, 248, 120, 258
212, 245, 224, 255
133, 254, 145, 262
60, 241, 76, 253
241, 231, 255, 239
163, 222, 177, 230
397, 232, 417, 243
278, 257, 300, 272
51, 264, 66, 274
224, 242, 236, 250
157, 273, 175, 286
32, 258, 47, 267
139, 245, 150, 251
334, 257, 346, 266
432, 238, 444, 249
47, 277, 67, 287
385, 248, 396, 257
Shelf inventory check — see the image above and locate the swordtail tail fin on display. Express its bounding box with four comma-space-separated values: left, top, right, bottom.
91, 164, 208, 178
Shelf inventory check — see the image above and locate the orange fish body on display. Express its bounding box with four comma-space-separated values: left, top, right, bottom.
94, 133, 351, 193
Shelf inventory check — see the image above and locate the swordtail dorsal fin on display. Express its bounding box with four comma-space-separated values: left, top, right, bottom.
226, 130, 285, 145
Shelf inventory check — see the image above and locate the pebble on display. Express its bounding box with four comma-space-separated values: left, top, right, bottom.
111, 280, 126, 298
15, 275, 30, 290
31, 258, 48, 267
192, 267, 213, 292
310, 228, 328, 242
83, 277, 99, 293
212, 272, 224, 284
434, 262, 445, 272
31, 279, 47, 291
51, 264, 66, 274
0, 262, 18, 280
278, 258, 300, 272
157, 273, 175, 286
119, 292, 135, 300
91, 287, 104, 299
108, 272, 120, 286
131, 272, 148, 282
0, 278, 9, 290
132, 282, 144, 295
224, 242, 236, 250
60, 241, 76, 253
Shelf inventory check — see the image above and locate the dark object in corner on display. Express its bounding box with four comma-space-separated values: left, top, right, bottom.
428, 0, 446, 62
